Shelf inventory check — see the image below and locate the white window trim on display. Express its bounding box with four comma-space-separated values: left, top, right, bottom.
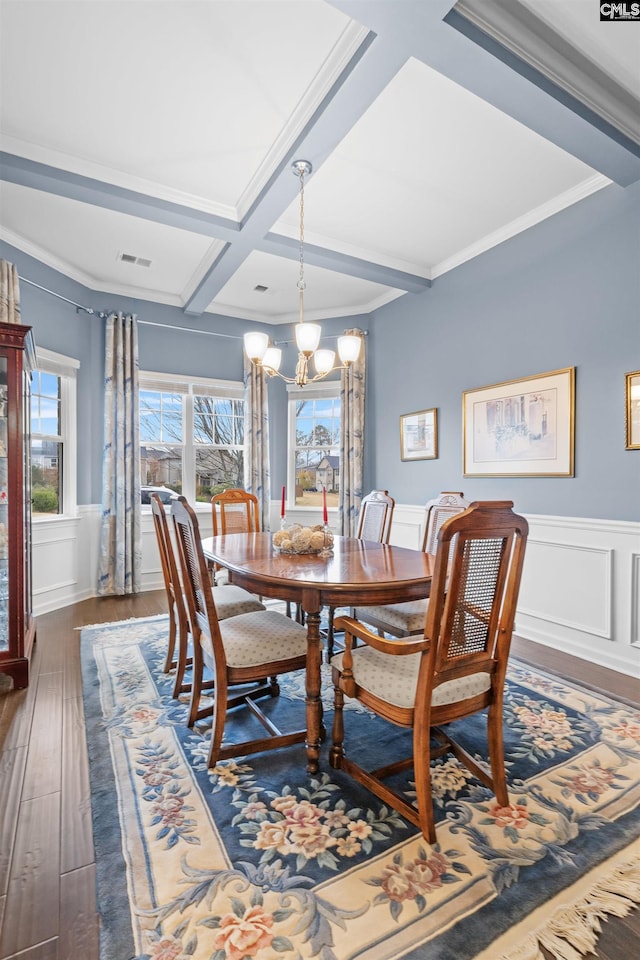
140, 370, 245, 509
33, 347, 79, 519
286, 380, 340, 513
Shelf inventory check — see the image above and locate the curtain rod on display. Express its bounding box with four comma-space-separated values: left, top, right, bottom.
18, 275, 364, 343
137, 319, 241, 340
19, 275, 108, 317
18, 275, 242, 339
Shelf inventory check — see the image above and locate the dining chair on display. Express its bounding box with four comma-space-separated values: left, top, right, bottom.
171, 496, 309, 765
329, 500, 529, 843
209, 488, 261, 585
325, 488, 396, 659
211, 486, 302, 620
211, 487, 261, 536
150, 493, 265, 701
353, 491, 469, 638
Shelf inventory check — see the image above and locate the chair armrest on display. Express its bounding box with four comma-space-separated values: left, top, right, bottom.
334, 616, 430, 655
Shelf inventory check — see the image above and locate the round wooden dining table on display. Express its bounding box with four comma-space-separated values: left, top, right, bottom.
201, 531, 435, 773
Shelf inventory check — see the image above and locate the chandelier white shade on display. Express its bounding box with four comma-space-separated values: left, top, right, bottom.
243, 160, 361, 387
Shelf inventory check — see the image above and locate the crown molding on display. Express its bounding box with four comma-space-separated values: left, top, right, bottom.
453, 0, 640, 147
432, 173, 610, 278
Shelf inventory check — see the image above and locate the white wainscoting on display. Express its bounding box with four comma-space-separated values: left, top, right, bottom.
515, 515, 640, 679
32, 504, 214, 614
32, 504, 639, 679
32, 510, 97, 614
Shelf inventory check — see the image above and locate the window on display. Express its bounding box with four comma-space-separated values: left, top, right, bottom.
288, 382, 341, 508
139, 373, 245, 506
30, 349, 78, 517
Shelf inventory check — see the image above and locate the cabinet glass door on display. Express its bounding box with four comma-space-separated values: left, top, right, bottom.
0, 357, 8, 651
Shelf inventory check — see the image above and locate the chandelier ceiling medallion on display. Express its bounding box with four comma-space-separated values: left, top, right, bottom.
243, 159, 361, 388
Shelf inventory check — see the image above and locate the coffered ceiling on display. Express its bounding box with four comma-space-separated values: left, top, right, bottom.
1, 0, 638, 324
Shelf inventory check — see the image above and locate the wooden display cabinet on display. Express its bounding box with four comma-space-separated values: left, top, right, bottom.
0, 321, 36, 688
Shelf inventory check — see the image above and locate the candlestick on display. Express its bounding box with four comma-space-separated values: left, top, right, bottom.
319, 521, 333, 557
322, 485, 328, 524
281, 485, 286, 519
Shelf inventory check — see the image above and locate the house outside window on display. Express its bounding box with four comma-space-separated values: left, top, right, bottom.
288, 381, 341, 508
30, 348, 78, 517
316, 455, 340, 493
139, 373, 245, 506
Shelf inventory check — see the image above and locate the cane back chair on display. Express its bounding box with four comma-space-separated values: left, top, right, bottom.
150, 493, 265, 703
172, 496, 309, 766
325, 489, 396, 659
330, 500, 529, 843
353, 491, 468, 638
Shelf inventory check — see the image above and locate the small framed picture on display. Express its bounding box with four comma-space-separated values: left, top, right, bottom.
400, 408, 438, 461
626, 370, 640, 450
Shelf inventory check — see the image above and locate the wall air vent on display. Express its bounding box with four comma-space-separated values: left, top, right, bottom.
254, 284, 269, 293
118, 252, 152, 267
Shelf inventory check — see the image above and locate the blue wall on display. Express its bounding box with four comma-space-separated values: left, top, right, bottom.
2, 178, 638, 520
0, 242, 281, 503
367, 181, 640, 521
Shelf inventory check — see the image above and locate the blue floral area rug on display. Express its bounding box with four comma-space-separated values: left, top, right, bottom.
80, 615, 640, 960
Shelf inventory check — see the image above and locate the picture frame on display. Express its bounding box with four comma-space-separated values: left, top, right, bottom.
463, 367, 575, 477
626, 370, 640, 450
400, 407, 438, 461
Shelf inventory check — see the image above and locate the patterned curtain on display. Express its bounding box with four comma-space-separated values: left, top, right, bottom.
339, 328, 366, 536
97, 313, 141, 595
244, 353, 271, 530
0, 260, 21, 324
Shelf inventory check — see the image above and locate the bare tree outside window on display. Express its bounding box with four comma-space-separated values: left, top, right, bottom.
139, 385, 246, 505
193, 395, 244, 500
140, 390, 184, 496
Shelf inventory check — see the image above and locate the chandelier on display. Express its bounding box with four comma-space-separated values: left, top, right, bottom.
243, 159, 361, 387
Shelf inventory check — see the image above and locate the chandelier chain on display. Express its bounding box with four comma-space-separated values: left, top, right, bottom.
243, 158, 361, 386
298, 165, 306, 323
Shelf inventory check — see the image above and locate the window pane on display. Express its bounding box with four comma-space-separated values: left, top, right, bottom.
294, 395, 341, 506
193, 395, 244, 446
139, 391, 183, 442
195, 447, 244, 502
31, 369, 63, 515
31, 439, 62, 514
31, 382, 61, 437
140, 444, 183, 496
139, 382, 245, 507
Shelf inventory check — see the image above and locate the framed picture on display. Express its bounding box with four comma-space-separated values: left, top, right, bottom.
400, 408, 438, 461
626, 370, 640, 450
463, 367, 575, 477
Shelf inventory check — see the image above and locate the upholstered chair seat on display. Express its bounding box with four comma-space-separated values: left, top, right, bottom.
210, 609, 307, 669
352, 598, 427, 638
209, 584, 264, 620
330, 646, 492, 710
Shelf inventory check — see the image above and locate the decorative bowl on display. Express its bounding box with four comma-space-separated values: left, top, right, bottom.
272, 523, 333, 555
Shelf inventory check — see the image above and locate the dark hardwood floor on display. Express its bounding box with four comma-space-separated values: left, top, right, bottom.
0, 593, 638, 959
